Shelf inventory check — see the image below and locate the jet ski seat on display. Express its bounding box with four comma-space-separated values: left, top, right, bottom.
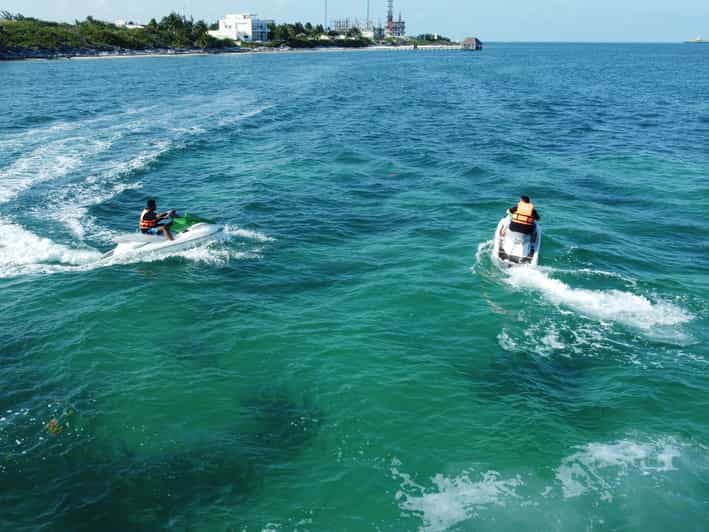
509, 221, 536, 234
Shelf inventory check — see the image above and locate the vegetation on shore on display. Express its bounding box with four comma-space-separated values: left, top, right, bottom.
0, 12, 456, 59
413, 34, 454, 45
0, 12, 234, 54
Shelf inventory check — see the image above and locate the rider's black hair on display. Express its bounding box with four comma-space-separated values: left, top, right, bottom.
147, 198, 156, 208
521, 195, 531, 203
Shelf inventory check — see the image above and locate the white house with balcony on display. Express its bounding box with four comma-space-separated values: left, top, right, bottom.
208, 14, 274, 42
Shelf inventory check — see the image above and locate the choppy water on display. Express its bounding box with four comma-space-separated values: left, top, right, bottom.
1, 44, 708, 531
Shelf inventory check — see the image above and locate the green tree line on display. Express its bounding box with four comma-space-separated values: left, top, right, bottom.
0, 12, 235, 52
413, 33, 453, 44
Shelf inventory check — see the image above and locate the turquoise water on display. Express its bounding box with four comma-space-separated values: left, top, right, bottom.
1, 44, 708, 530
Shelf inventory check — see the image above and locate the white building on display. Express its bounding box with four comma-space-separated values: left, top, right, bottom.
208, 14, 274, 42
114, 19, 144, 29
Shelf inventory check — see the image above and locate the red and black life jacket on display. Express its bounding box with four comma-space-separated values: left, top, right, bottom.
139, 209, 157, 230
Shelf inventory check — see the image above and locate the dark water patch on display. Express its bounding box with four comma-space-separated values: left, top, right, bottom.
333, 149, 369, 165
159, 336, 222, 369
348, 181, 400, 201
242, 392, 322, 457
0, 387, 322, 531
469, 351, 630, 436
462, 165, 490, 178
492, 150, 533, 166
0, 437, 258, 531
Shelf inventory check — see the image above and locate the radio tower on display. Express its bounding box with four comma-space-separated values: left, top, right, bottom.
386, 0, 394, 35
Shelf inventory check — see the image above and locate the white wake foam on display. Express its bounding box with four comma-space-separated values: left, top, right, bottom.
471, 239, 494, 273
555, 437, 681, 501
45, 139, 171, 239
0, 219, 102, 278
216, 104, 273, 128
392, 462, 522, 532
0, 138, 110, 204
504, 267, 691, 331
393, 435, 687, 530
224, 225, 275, 242
102, 238, 261, 268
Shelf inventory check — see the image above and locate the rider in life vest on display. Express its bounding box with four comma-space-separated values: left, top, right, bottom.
508, 195, 540, 234
139, 198, 175, 240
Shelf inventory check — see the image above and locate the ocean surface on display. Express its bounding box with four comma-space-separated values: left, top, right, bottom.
1, 44, 708, 531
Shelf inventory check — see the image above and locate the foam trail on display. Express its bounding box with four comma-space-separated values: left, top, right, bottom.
46, 139, 171, 238
224, 225, 274, 242
0, 138, 110, 204
543, 266, 637, 285
103, 236, 261, 268
0, 219, 101, 278
471, 239, 494, 273
216, 105, 273, 127
505, 267, 691, 330
393, 435, 686, 530
555, 437, 681, 501
392, 462, 522, 532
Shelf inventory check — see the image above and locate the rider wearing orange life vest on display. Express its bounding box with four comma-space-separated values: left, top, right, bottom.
139, 198, 175, 241
508, 196, 540, 234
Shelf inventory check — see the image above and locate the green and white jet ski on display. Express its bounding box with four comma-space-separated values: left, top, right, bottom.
102, 213, 224, 259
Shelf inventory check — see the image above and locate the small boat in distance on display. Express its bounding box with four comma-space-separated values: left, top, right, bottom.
685, 36, 709, 43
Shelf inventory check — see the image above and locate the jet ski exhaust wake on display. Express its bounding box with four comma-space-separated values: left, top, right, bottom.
476, 216, 691, 337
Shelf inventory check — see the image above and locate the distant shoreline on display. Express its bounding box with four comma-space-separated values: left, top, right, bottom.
0, 44, 462, 62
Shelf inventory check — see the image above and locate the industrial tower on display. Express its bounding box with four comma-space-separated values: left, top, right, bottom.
386, 0, 394, 35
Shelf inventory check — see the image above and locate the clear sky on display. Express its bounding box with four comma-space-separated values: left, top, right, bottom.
3, 0, 708, 42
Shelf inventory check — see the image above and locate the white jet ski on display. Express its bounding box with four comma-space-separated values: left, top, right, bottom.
492, 213, 541, 267
102, 214, 224, 259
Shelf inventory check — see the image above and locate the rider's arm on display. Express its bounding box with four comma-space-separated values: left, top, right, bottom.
533, 210, 540, 220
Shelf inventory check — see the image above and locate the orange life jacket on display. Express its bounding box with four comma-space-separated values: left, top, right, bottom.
140, 210, 157, 230
512, 201, 535, 225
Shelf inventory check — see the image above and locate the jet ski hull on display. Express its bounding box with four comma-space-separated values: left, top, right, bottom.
492, 216, 541, 267
103, 223, 224, 259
